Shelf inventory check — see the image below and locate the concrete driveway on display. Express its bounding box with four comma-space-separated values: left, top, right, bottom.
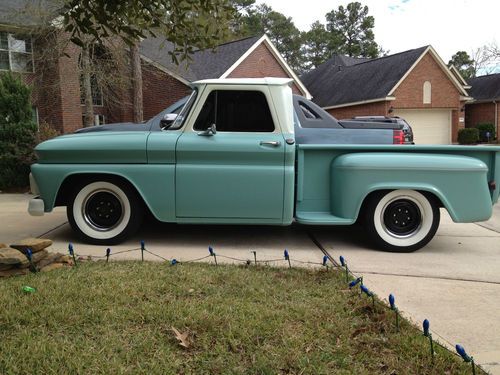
1, 193, 500, 373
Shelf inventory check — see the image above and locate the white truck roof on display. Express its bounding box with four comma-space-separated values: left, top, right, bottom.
192, 77, 294, 86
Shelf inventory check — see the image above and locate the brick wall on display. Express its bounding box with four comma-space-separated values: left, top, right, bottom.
141, 62, 192, 120
465, 102, 499, 141
228, 42, 303, 95
391, 53, 461, 110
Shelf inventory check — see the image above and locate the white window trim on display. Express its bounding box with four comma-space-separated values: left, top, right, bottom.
423, 81, 432, 104
0, 32, 34, 73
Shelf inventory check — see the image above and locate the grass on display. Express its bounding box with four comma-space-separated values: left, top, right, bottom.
0, 261, 478, 374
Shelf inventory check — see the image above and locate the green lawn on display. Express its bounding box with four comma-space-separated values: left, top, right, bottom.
0, 262, 477, 374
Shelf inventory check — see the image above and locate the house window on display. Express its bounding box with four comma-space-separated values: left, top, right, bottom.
80, 75, 103, 106
423, 81, 431, 104
0, 32, 34, 72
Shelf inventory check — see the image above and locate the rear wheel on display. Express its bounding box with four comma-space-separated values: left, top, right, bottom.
364, 190, 440, 252
67, 179, 144, 245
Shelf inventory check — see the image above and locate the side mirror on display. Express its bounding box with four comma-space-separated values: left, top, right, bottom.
197, 123, 217, 136
160, 113, 178, 130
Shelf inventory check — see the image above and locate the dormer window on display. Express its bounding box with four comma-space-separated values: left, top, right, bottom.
423, 81, 431, 104
0, 32, 34, 73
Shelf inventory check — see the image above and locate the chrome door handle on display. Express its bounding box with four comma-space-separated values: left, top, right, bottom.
259, 141, 281, 147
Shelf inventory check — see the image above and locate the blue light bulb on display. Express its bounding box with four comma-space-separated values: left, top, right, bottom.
423, 319, 430, 336
389, 294, 395, 310
322, 255, 328, 266
339, 255, 345, 267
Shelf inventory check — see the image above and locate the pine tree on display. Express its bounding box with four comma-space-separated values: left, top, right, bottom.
0, 72, 37, 189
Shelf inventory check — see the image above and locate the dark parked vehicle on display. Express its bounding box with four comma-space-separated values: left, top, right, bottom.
341, 116, 415, 144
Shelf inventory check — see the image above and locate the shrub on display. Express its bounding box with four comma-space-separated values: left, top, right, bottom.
36, 121, 60, 144
476, 123, 496, 142
0, 72, 37, 190
457, 128, 479, 145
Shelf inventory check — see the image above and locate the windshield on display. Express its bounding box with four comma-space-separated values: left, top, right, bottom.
169, 90, 197, 130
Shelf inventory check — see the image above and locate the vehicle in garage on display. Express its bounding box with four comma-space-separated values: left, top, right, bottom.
28, 78, 500, 252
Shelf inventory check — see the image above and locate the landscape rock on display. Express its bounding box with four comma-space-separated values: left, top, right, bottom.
40, 263, 65, 273
36, 252, 63, 269
56, 254, 72, 264
31, 249, 49, 263
10, 238, 53, 253
0, 268, 30, 278
0, 247, 27, 265
0, 263, 14, 271
0, 243, 6, 248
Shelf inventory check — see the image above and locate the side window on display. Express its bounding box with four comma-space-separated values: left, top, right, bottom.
193, 90, 274, 132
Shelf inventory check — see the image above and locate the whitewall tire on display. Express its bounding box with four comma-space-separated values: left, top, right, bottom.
365, 190, 440, 252
67, 179, 144, 245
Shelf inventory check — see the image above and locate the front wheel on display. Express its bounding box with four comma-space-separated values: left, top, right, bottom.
364, 190, 440, 252
67, 179, 144, 245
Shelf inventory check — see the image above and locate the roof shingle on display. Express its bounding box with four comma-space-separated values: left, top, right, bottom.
467, 73, 500, 101
301, 46, 428, 107
140, 35, 261, 82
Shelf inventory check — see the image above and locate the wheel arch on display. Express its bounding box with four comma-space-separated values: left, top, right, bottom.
357, 186, 444, 222
55, 173, 153, 217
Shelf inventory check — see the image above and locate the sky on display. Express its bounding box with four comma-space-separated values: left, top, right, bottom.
258, 0, 500, 64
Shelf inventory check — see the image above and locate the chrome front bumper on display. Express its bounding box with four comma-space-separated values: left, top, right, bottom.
28, 197, 45, 216
28, 173, 44, 216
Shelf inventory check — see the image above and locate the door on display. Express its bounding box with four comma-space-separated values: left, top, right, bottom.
394, 109, 451, 144
175, 88, 286, 220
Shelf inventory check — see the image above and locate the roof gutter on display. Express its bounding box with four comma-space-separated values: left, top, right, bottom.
323, 96, 395, 110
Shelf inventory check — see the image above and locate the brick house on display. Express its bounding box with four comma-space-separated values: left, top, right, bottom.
465, 73, 500, 141
301, 46, 471, 144
139, 34, 311, 122
0, 0, 311, 135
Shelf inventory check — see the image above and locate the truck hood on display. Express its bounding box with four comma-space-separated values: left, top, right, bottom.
75, 122, 150, 133
35, 131, 149, 164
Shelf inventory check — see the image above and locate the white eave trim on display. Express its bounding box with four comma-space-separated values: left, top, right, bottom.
449, 65, 469, 86
219, 34, 312, 99
323, 96, 395, 110
140, 54, 191, 86
460, 95, 474, 102
388, 46, 469, 97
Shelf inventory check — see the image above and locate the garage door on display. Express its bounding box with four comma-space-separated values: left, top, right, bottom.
394, 109, 451, 144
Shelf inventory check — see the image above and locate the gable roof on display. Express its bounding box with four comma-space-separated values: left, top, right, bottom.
140, 35, 261, 82
301, 46, 428, 108
467, 73, 500, 102
140, 34, 311, 99
302, 45, 469, 108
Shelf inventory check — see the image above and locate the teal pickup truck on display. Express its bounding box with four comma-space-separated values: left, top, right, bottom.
29, 78, 500, 252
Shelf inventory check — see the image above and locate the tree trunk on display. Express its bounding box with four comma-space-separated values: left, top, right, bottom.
130, 42, 143, 123
81, 44, 94, 127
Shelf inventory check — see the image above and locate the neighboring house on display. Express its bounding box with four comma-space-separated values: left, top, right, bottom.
301, 46, 471, 144
139, 34, 311, 122
465, 73, 500, 140
0, 1, 310, 134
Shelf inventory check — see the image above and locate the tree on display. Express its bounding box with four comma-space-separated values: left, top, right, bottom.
238, 4, 306, 72
62, 0, 237, 62
448, 51, 475, 80
59, 0, 239, 124
303, 21, 331, 69
0, 72, 37, 188
325, 2, 379, 58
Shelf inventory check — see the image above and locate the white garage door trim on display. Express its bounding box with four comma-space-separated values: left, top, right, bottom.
394, 109, 451, 145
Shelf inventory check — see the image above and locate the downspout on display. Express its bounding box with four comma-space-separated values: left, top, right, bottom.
495, 101, 498, 143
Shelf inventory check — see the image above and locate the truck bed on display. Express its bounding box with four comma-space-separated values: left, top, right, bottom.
295, 144, 500, 225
